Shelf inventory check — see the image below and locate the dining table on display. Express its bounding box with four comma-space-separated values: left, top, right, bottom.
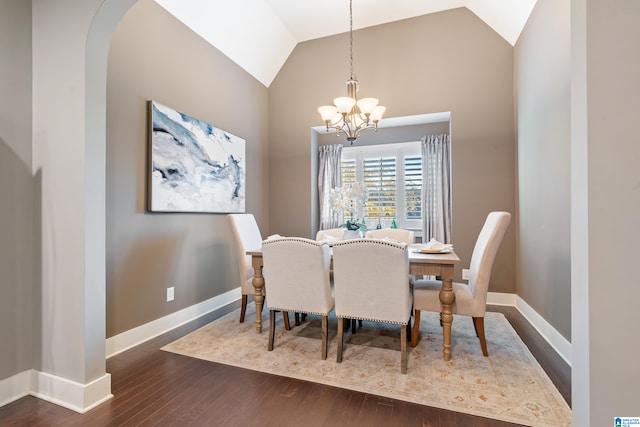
246, 245, 460, 361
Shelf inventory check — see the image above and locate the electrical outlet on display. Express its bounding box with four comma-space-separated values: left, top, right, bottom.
167, 286, 175, 302
462, 269, 470, 280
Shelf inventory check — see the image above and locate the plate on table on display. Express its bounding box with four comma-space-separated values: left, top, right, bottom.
410, 244, 453, 254
418, 248, 452, 254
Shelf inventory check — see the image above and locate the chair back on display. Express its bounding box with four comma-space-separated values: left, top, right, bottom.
228, 214, 263, 285
332, 238, 412, 325
468, 212, 511, 312
364, 228, 415, 244
315, 228, 345, 241
262, 237, 333, 315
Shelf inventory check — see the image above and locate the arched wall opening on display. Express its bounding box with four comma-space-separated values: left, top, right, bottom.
26, 0, 138, 413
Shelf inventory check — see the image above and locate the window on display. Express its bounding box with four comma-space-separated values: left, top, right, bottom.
341, 141, 422, 231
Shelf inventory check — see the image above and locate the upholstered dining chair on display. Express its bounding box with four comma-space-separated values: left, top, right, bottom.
261, 237, 334, 359
332, 238, 413, 374
410, 211, 511, 356
315, 228, 345, 241
364, 228, 415, 244
228, 213, 264, 324
366, 228, 417, 282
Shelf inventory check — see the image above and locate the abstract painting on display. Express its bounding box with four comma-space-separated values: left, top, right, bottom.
148, 101, 245, 213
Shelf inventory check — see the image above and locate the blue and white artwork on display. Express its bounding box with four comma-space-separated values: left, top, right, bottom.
149, 101, 245, 213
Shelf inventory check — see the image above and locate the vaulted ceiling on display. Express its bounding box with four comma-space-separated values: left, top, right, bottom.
154, 0, 537, 87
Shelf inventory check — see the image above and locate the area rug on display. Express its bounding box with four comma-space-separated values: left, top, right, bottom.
162, 304, 571, 426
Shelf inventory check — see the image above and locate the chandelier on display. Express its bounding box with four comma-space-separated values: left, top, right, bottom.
317, 0, 385, 145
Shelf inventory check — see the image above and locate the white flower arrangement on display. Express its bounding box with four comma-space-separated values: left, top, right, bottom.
329, 182, 368, 231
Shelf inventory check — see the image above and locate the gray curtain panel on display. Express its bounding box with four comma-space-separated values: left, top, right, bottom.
421, 134, 452, 243
318, 144, 343, 229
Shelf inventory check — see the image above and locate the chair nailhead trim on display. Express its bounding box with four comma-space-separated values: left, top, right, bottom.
336, 314, 408, 326
268, 308, 331, 317
263, 237, 326, 247
332, 238, 407, 251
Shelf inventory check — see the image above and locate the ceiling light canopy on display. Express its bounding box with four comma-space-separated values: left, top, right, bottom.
317, 0, 385, 144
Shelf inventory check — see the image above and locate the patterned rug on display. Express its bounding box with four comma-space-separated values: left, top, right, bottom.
162, 304, 571, 426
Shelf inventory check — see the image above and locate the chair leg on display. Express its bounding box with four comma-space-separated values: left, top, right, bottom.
400, 324, 408, 374
294, 312, 300, 326
473, 317, 489, 356
351, 317, 357, 334
283, 312, 291, 331
239, 294, 248, 323
321, 315, 328, 360
337, 316, 344, 363
268, 310, 276, 351
411, 309, 421, 347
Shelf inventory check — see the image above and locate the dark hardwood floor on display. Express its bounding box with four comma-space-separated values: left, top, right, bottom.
0, 304, 570, 426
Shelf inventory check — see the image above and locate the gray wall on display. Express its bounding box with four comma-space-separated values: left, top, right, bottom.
0, 0, 35, 381
269, 8, 517, 289
514, 0, 571, 340
105, 0, 269, 337
571, 0, 640, 424
3, 0, 639, 421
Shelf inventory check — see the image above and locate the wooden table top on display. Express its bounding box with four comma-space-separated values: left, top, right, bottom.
247, 247, 460, 265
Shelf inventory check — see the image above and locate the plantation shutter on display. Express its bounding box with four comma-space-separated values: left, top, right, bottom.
363, 157, 396, 220
404, 155, 422, 220
341, 158, 356, 187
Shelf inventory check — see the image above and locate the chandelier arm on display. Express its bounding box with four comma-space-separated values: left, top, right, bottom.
356, 109, 370, 125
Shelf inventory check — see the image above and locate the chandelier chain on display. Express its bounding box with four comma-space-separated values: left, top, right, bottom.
349, 0, 354, 78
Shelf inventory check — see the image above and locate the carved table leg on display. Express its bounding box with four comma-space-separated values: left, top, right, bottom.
439, 265, 455, 361
252, 260, 265, 334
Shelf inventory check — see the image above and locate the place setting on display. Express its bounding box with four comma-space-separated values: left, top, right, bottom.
411, 238, 454, 254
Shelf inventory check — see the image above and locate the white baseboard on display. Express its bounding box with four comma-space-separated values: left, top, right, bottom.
0, 370, 30, 407
514, 296, 572, 366
0, 370, 112, 414
106, 287, 241, 358
488, 291, 572, 366
487, 291, 518, 306
30, 371, 113, 413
